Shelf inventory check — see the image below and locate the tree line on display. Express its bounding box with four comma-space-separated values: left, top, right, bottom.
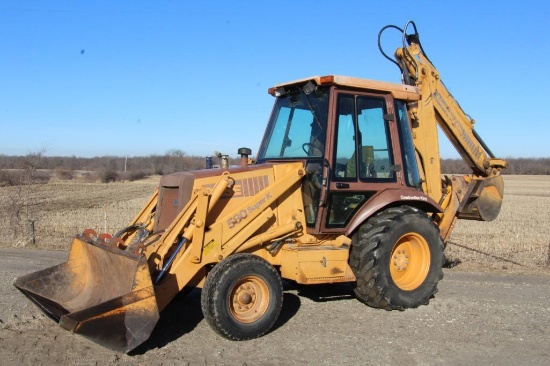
0, 149, 245, 185
0, 149, 233, 174
440, 157, 550, 175
0, 152, 548, 186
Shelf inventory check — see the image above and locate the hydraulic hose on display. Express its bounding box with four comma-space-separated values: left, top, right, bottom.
378, 24, 404, 72
378, 20, 434, 84
154, 236, 188, 284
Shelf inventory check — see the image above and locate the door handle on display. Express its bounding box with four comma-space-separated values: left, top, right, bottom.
335, 183, 350, 189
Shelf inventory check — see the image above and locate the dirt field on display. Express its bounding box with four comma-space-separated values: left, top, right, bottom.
1, 248, 549, 365
1, 175, 549, 365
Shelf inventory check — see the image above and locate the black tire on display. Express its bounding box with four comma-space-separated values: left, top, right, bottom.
350, 206, 444, 310
201, 253, 283, 340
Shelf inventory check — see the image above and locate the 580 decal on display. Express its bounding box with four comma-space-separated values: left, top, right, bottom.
226, 192, 273, 229
226, 210, 248, 229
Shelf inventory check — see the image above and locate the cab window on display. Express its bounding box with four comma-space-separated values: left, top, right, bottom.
333, 94, 395, 181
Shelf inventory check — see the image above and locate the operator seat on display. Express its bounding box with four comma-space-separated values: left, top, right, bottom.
302, 163, 323, 225
346, 146, 376, 178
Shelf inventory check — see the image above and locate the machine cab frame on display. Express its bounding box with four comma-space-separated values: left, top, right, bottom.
257, 76, 423, 234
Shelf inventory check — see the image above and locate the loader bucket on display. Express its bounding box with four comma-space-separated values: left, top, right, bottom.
13, 236, 160, 353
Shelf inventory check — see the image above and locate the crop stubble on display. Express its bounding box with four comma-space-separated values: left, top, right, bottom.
0, 175, 548, 272
446, 175, 550, 271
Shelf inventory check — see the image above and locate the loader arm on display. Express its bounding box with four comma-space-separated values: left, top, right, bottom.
393, 22, 506, 241
151, 163, 306, 311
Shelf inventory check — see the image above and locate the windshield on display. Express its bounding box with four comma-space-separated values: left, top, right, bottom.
257, 86, 329, 161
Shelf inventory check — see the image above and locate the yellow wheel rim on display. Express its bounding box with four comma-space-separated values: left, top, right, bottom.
229, 276, 270, 324
389, 233, 431, 291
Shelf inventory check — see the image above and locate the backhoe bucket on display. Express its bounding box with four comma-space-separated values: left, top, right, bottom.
13, 236, 160, 353
458, 175, 504, 222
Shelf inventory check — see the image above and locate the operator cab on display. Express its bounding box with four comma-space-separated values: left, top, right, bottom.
257, 76, 422, 234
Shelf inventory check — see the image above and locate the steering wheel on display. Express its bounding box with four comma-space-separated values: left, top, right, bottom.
302, 142, 323, 156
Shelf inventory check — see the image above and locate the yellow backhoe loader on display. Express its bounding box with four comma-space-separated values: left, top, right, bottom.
14, 21, 506, 353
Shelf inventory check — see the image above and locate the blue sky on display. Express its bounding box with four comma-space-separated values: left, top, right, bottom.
1, 1, 548, 159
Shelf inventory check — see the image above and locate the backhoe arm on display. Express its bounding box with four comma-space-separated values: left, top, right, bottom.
392, 23, 506, 241
395, 41, 506, 180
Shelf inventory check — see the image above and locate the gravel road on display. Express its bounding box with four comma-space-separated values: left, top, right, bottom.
1, 248, 549, 366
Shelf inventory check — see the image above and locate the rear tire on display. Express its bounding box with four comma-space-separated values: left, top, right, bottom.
350, 206, 444, 310
201, 253, 283, 340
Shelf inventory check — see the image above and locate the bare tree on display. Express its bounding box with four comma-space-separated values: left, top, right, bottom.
10, 147, 48, 246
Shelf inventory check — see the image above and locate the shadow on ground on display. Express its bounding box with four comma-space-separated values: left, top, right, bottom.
130, 285, 306, 354
286, 280, 356, 303
130, 289, 204, 355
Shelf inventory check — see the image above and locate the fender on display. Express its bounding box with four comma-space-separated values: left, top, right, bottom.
345, 188, 442, 236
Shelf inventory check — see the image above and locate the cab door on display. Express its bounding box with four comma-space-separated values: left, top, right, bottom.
320, 91, 403, 232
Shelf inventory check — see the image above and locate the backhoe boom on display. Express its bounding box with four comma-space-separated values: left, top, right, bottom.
393, 22, 506, 239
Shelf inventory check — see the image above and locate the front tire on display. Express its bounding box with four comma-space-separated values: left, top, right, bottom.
201, 253, 283, 340
350, 206, 444, 310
